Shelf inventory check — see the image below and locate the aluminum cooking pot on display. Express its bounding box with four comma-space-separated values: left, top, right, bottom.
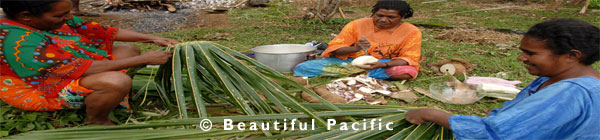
251, 44, 317, 73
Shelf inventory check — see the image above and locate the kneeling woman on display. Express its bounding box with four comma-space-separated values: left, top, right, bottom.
0, 0, 178, 125
294, 0, 422, 80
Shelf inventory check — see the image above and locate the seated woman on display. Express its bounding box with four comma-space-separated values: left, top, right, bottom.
294, 0, 421, 80
406, 19, 600, 139
0, 0, 178, 125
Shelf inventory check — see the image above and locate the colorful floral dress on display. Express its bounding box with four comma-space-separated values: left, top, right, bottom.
0, 16, 128, 111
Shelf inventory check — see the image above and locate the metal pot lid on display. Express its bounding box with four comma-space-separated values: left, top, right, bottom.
251, 44, 317, 54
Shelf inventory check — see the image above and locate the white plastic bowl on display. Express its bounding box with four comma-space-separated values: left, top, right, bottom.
429, 82, 486, 104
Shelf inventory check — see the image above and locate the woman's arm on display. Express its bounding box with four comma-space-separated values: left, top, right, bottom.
331, 36, 372, 55
387, 59, 409, 67
115, 28, 179, 47
82, 51, 172, 76
358, 59, 409, 70
405, 108, 452, 128
331, 45, 361, 55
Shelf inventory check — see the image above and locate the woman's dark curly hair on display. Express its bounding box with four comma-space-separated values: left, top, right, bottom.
0, 0, 62, 20
525, 19, 600, 65
371, 0, 413, 18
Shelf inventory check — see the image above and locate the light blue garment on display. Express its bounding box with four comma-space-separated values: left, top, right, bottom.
449, 76, 600, 139
293, 57, 391, 80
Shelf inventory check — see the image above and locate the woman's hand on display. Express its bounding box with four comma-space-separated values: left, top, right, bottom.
84, 51, 172, 76
405, 108, 452, 128
150, 37, 180, 47
115, 28, 179, 47
358, 59, 410, 70
356, 37, 371, 50
140, 51, 173, 65
357, 62, 387, 70
405, 109, 432, 125
331, 37, 371, 55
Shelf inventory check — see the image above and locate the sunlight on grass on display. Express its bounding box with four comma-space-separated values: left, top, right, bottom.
407, 0, 599, 30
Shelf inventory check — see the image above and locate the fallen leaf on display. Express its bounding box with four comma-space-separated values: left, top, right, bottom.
367, 97, 387, 105
389, 90, 419, 103
413, 87, 435, 99
393, 81, 409, 91
356, 90, 375, 101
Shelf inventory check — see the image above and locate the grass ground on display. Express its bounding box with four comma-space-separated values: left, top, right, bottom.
155, 0, 598, 115
1, 0, 599, 137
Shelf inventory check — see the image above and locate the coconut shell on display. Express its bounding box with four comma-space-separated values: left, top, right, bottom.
352, 56, 379, 68
431, 66, 441, 73
429, 58, 474, 75
440, 63, 457, 75
451, 63, 468, 75
450, 58, 473, 73
441, 63, 468, 75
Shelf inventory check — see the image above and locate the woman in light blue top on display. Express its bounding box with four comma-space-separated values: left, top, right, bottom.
405, 19, 600, 139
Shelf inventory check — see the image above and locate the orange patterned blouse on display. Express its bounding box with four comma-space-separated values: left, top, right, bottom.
321, 18, 422, 69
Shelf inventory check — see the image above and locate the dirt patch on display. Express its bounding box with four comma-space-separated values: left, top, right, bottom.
77, 0, 232, 33
289, 0, 372, 21
411, 0, 547, 21
291, 0, 375, 8
435, 28, 521, 45
82, 10, 230, 33
288, 6, 370, 21
464, 0, 548, 9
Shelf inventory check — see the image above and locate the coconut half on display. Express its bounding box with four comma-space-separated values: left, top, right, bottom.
352, 56, 378, 67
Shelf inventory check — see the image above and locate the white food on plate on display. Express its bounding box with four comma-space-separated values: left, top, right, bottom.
351, 56, 378, 67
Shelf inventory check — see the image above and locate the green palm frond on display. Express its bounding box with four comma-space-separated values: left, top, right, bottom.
156, 41, 350, 126
8, 41, 453, 139
9, 108, 444, 139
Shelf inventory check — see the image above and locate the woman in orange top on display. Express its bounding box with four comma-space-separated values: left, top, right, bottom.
294, 0, 421, 80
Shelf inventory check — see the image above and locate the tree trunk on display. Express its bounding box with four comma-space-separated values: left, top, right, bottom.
315, 0, 342, 22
